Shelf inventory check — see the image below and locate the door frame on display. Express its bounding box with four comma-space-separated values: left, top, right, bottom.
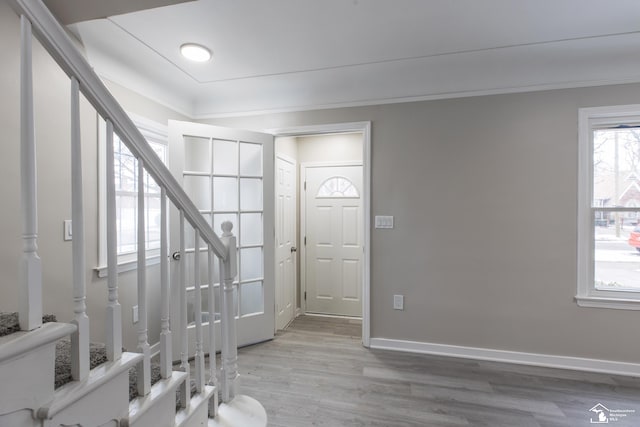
300, 161, 363, 318
268, 122, 371, 347
274, 152, 298, 332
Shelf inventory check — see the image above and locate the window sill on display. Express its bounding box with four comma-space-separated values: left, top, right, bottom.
95, 255, 161, 278
575, 294, 640, 310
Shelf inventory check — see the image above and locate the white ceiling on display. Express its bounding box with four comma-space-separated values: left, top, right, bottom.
68, 0, 640, 118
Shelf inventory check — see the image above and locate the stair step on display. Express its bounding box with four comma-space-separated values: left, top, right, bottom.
37, 351, 142, 425
0, 321, 75, 364
208, 395, 267, 427
175, 385, 216, 427
127, 370, 188, 427
0, 322, 76, 417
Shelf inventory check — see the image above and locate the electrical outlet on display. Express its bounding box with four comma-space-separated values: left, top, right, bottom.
132, 305, 139, 324
393, 294, 404, 310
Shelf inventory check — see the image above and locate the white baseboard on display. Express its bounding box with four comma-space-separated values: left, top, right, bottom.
304, 312, 362, 320
369, 338, 640, 378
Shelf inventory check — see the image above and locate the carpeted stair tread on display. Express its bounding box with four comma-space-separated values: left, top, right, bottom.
54, 340, 109, 388
53, 339, 158, 401
128, 362, 163, 401
55, 339, 195, 407
3, 312, 201, 410
128, 363, 197, 409
0, 312, 57, 337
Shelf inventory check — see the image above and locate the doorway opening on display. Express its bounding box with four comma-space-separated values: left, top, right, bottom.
271, 122, 371, 347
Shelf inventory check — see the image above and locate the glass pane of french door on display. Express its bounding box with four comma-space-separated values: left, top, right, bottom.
169, 121, 274, 356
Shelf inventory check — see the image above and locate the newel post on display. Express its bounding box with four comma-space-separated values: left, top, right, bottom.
219, 221, 238, 403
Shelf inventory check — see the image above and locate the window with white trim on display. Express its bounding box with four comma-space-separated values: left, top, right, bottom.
577, 105, 640, 309
97, 114, 168, 277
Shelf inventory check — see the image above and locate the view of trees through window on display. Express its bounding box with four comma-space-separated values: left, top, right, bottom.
593, 127, 640, 290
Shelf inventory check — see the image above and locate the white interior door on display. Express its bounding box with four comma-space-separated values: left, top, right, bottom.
275, 155, 297, 330
168, 120, 274, 357
303, 163, 363, 317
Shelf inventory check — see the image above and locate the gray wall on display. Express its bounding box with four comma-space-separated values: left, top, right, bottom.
203, 84, 640, 364
0, 2, 187, 351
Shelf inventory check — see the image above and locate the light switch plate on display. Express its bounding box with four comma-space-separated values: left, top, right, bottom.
375, 215, 394, 229
63, 220, 72, 241
393, 294, 404, 310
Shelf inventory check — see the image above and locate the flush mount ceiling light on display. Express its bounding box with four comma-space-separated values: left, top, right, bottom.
180, 43, 212, 62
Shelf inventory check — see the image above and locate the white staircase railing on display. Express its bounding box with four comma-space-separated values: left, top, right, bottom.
7, 0, 242, 421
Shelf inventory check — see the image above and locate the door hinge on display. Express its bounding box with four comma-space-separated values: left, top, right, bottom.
304, 236, 307, 245
304, 291, 307, 300
304, 181, 306, 191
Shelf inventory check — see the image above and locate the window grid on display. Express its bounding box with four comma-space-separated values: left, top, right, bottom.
183, 137, 264, 319
114, 134, 166, 257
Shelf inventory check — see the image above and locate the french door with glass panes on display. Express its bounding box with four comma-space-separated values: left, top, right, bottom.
168, 121, 274, 357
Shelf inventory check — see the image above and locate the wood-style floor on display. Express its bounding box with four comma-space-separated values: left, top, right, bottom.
234, 315, 640, 427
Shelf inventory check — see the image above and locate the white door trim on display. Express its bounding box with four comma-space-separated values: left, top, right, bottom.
276, 153, 297, 167
269, 122, 371, 348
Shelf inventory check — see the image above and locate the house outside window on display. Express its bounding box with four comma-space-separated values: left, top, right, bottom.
577, 104, 640, 309
97, 114, 168, 277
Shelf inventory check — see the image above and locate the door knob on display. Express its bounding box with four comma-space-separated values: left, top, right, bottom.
172, 251, 181, 261
290, 247, 297, 253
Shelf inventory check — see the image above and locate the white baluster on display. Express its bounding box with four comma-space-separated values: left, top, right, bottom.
136, 159, 150, 396
208, 247, 219, 417
179, 211, 190, 408
19, 15, 42, 332
194, 231, 205, 394
105, 119, 122, 362
70, 77, 89, 381
159, 188, 172, 379
219, 221, 238, 403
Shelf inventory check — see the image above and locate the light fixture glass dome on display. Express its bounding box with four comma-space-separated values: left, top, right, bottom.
180, 43, 212, 62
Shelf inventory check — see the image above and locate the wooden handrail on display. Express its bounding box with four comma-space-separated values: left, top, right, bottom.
7, 0, 228, 259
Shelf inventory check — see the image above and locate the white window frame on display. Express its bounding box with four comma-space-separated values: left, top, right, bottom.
96, 113, 168, 277
577, 104, 640, 310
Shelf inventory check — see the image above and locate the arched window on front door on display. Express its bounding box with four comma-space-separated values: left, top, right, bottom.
316, 176, 359, 198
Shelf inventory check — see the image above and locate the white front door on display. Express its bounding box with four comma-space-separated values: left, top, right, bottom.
275, 155, 297, 330
303, 164, 363, 317
168, 120, 274, 356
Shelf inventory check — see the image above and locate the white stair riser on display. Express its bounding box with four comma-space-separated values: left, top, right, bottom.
41, 369, 130, 427
177, 403, 209, 427
0, 342, 55, 416
175, 386, 216, 427
129, 390, 178, 427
